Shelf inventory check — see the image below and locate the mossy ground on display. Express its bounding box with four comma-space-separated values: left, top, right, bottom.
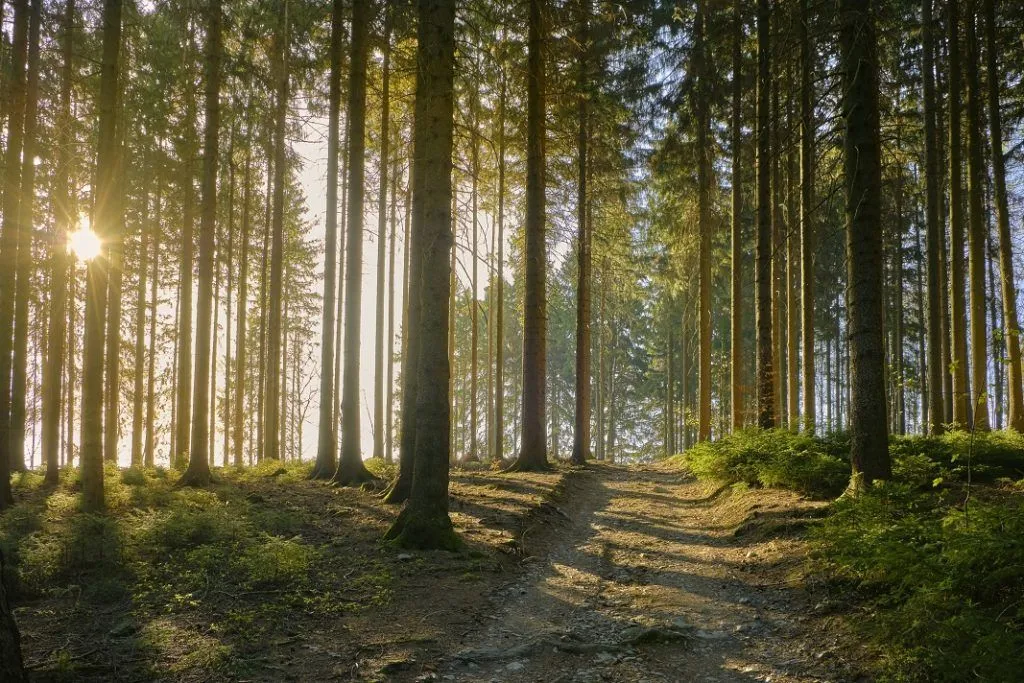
1, 460, 568, 681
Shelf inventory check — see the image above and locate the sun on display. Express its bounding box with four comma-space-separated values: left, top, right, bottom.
68, 220, 101, 262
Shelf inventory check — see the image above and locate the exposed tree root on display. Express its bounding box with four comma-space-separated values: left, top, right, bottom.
331, 459, 378, 488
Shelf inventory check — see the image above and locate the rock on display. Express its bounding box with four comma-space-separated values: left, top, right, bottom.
506, 660, 526, 672
594, 651, 618, 665
738, 597, 751, 605
397, 553, 414, 561
695, 630, 728, 641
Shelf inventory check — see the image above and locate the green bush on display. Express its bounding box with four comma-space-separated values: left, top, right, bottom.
812, 484, 1024, 681
675, 429, 848, 498
237, 534, 316, 588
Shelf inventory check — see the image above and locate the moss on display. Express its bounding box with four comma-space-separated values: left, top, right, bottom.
385, 506, 462, 551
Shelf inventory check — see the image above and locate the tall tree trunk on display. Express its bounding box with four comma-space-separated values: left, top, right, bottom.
175, 34, 198, 469
10, 0, 41, 473
384, 0, 459, 550
494, 61, 507, 462
334, 0, 375, 484
571, 0, 591, 465
947, 0, 971, 427
894, 156, 906, 435
771, 83, 785, 426
181, 0, 222, 485
511, 0, 549, 471
312, 0, 343, 478
80, 0, 123, 509
982, 0, 1021, 431
131, 177, 151, 467
42, 0, 76, 485
234, 118, 251, 468
466, 70, 481, 464
755, 0, 774, 430
799, 0, 815, 432
841, 0, 890, 488
222, 133, 235, 467
922, 0, 945, 433
145, 190, 160, 467
386, 152, 398, 463
264, 0, 289, 462
964, 0, 989, 431
786, 82, 800, 429
730, 0, 743, 432
373, 14, 392, 462
0, 0, 29, 498
696, 0, 712, 442
0, 549, 25, 682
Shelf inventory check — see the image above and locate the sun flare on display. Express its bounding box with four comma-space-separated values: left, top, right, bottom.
68, 223, 101, 262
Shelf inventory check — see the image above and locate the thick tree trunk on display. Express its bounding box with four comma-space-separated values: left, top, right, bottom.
334, 0, 375, 485
841, 0, 890, 488
0, 0, 30, 495
964, 0, 989, 431
981, 0, 1021, 431
571, 0, 591, 465
0, 548, 25, 682
511, 0, 549, 471
181, 0, 222, 486
79, 0, 123, 510
755, 0, 774, 430
385, 0, 459, 551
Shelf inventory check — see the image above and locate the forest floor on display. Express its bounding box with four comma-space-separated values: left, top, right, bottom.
6, 462, 871, 682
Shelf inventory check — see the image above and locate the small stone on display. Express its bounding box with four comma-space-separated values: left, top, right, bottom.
738, 597, 751, 605
397, 553, 414, 561
506, 660, 526, 672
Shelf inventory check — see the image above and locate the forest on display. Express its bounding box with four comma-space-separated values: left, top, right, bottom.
1, 0, 1024, 680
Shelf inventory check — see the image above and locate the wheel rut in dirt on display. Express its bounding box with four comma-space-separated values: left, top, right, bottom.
429, 464, 860, 683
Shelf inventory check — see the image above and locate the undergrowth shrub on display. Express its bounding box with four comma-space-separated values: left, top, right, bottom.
237, 534, 316, 588
812, 483, 1024, 682
675, 429, 848, 497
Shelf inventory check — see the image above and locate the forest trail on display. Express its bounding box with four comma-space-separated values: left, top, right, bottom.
425, 464, 862, 683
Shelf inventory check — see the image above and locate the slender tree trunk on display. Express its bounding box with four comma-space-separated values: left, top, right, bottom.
175, 35, 198, 469
181, 0, 221, 485
964, 0, 989, 430
772, 83, 785, 426
373, 14, 392, 462
233, 119, 251, 468
841, 0, 890, 488
894, 157, 906, 436
755, 0, 774, 430
730, 0, 743, 432
386, 152, 398, 463
512, 0, 549, 471
79, 0, 123, 509
947, 0, 971, 427
799, 0, 816, 432
42, 0, 76, 485
466, 71, 481, 464
597, 265, 606, 458
222, 133, 235, 467
922, 0, 945, 433
494, 62, 507, 462
571, 0, 591, 464
334, 0, 375, 484
334, 129, 349, 445
786, 82, 800, 429
10, 0, 41, 473
145, 190, 159, 467
312, 0, 344, 477
696, 0, 712, 442
131, 178, 151, 467
0, 0, 30, 498
385, 0, 459, 550
264, 1, 289, 462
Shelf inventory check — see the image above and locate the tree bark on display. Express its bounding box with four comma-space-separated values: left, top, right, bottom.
755, 0, 774, 430
373, 13, 392, 462
181, 0, 222, 486
385, 0, 459, 551
511, 0, 549, 471
799, 0, 815, 432
334, 0, 375, 484
0, 548, 25, 682
131, 175, 151, 467
145, 190, 160, 467
312, 0, 344, 478
571, 0, 591, 465
696, 0, 712, 442
730, 0, 743, 432
840, 0, 890, 488
42, 0, 76, 485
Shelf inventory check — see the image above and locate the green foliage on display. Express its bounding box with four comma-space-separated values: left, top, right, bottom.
237, 534, 317, 588
812, 484, 1024, 682
673, 429, 849, 498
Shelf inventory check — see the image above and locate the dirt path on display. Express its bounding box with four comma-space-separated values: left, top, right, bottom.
426, 464, 862, 683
